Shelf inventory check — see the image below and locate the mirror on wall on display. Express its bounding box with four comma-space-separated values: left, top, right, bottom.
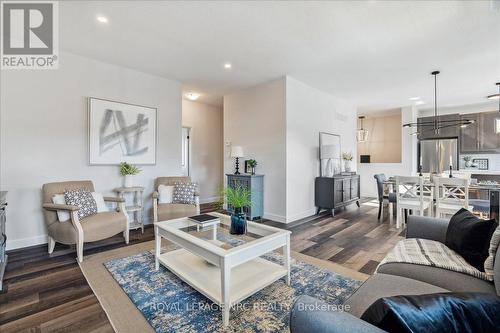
319, 132, 341, 177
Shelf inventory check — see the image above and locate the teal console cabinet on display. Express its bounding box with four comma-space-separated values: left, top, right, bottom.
226, 174, 264, 220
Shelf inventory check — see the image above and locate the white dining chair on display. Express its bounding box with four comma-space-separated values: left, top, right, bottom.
395, 176, 433, 229
434, 177, 473, 218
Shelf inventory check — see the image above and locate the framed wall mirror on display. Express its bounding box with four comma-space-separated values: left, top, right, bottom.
319, 132, 341, 177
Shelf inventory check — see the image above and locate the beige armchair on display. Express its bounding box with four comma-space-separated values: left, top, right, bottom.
42, 180, 129, 262
153, 176, 200, 222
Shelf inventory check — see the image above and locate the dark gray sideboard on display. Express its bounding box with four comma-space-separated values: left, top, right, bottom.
315, 175, 360, 216
0, 191, 7, 292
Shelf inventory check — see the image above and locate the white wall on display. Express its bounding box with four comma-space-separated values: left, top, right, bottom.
0, 52, 182, 250
285, 76, 357, 221
357, 106, 418, 197
224, 76, 358, 223
223, 78, 287, 221
182, 99, 223, 203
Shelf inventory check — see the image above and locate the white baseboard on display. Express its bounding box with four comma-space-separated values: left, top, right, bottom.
285, 208, 317, 223
6, 234, 48, 251
263, 212, 287, 223
199, 196, 221, 204
264, 208, 317, 224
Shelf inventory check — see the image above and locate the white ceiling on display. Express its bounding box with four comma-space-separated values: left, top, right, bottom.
60, 1, 500, 110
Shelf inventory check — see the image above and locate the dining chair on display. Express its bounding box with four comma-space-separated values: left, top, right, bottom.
374, 174, 396, 220
395, 176, 433, 229
434, 177, 473, 218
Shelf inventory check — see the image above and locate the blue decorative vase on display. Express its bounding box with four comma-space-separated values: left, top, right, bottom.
230, 208, 247, 235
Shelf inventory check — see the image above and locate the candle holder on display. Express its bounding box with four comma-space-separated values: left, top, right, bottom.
449, 165, 453, 178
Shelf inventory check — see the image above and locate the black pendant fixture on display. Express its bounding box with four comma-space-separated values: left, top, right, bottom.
488, 82, 500, 134
403, 71, 475, 135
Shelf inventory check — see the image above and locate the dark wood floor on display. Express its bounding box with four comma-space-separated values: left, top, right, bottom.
263, 198, 404, 275
0, 199, 402, 332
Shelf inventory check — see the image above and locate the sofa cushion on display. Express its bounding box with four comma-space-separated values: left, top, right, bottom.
157, 203, 198, 221
344, 273, 447, 318
445, 208, 497, 271
377, 262, 496, 294
80, 211, 126, 242
361, 292, 500, 333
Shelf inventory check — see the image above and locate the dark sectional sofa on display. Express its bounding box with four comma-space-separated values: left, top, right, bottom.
289, 215, 500, 332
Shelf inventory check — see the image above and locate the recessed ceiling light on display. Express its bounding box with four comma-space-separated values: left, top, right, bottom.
97, 16, 108, 23
415, 100, 426, 105
409, 97, 421, 101
184, 92, 200, 101
224, 63, 232, 69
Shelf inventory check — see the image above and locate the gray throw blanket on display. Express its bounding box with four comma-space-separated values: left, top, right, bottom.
378, 238, 491, 281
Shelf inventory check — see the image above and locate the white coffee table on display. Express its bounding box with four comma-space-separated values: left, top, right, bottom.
154, 212, 291, 326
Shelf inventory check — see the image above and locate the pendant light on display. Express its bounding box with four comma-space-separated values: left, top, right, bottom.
357, 116, 368, 142
488, 82, 500, 134
403, 71, 474, 134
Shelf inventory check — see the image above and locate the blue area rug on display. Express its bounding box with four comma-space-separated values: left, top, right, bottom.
104, 236, 361, 332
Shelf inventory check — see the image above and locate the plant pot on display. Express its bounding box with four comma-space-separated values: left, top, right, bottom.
230, 208, 247, 235
124, 175, 134, 188
251, 166, 256, 175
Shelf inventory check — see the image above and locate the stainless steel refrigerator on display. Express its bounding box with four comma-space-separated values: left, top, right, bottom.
419, 138, 458, 173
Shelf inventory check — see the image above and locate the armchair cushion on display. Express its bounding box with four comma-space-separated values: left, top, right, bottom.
52, 194, 71, 222
80, 211, 127, 242
64, 189, 97, 220
92, 192, 109, 213
172, 182, 197, 205
157, 203, 198, 221
158, 184, 174, 203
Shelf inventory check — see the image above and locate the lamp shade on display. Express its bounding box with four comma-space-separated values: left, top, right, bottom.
230, 146, 244, 158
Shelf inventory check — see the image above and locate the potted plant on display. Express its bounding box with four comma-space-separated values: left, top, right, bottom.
248, 159, 258, 175
463, 156, 473, 168
342, 152, 353, 172
222, 185, 252, 235
119, 162, 141, 187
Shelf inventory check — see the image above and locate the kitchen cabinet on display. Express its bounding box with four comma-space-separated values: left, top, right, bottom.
460, 111, 500, 153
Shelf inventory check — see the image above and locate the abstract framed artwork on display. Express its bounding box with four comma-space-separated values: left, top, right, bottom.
88, 97, 157, 165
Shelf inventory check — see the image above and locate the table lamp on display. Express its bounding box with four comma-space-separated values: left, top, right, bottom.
231, 146, 244, 174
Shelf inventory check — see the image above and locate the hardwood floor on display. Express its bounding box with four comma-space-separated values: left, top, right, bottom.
263, 198, 405, 275
1, 199, 402, 332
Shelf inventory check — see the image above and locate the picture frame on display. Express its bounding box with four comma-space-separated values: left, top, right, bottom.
319, 132, 341, 177
88, 97, 157, 165
244, 160, 252, 174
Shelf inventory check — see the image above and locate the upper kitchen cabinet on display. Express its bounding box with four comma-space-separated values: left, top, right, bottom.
460, 111, 500, 153
417, 114, 460, 140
